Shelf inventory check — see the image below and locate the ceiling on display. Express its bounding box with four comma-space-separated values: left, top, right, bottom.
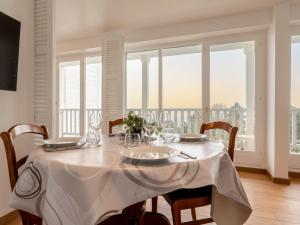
55, 0, 287, 42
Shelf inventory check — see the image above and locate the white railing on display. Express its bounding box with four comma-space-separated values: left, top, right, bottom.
127, 104, 251, 150
58, 106, 300, 152
59, 105, 251, 149
127, 108, 202, 134
290, 107, 300, 153
59, 108, 101, 137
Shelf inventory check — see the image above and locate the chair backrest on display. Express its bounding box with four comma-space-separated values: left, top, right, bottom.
109, 118, 124, 135
0, 124, 49, 191
200, 121, 238, 161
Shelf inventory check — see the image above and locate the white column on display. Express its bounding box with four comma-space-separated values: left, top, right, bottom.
266, 2, 290, 180
202, 42, 210, 123
141, 56, 150, 112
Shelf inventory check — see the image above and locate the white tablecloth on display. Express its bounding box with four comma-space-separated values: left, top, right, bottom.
10, 136, 252, 225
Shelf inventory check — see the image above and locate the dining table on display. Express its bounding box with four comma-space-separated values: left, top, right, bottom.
10, 135, 252, 225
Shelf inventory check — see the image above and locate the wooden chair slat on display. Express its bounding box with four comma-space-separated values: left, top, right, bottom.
160, 121, 238, 225
1, 124, 49, 225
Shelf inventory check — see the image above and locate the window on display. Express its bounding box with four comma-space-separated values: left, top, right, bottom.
290, 36, 300, 154
59, 61, 80, 136
162, 45, 202, 133
85, 56, 102, 132
126, 50, 159, 111
126, 46, 202, 133
58, 56, 102, 137
210, 41, 255, 151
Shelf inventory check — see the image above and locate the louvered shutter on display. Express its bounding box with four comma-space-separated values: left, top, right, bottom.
34, 0, 55, 137
102, 35, 125, 134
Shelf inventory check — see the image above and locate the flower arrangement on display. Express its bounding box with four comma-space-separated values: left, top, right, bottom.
122, 111, 144, 134
122, 111, 162, 135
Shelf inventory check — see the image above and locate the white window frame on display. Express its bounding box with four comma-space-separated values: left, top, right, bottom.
203, 32, 265, 167
125, 31, 266, 167
56, 52, 101, 137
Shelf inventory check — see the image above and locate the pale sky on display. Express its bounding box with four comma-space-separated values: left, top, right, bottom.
127, 47, 248, 109
291, 42, 300, 107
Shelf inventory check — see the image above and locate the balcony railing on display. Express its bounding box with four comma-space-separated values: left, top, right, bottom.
290, 107, 300, 153
58, 106, 300, 153
59, 108, 101, 137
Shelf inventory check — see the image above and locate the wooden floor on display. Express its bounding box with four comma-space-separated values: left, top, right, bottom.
5, 172, 300, 225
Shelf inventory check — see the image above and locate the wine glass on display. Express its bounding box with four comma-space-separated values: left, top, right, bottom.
143, 112, 157, 144
89, 112, 102, 132
88, 112, 102, 146
159, 111, 171, 129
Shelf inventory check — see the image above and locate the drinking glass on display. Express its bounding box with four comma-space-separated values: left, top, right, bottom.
125, 133, 141, 147
159, 111, 170, 129
162, 122, 176, 143
143, 112, 157, 136
89, 112, 102, 132
88, 112, 102, 146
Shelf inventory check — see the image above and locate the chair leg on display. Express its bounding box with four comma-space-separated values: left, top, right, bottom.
19, 211, 31, 225
152, 197, 158, 212
171, 202, 181, 225
191, 208, 197, 220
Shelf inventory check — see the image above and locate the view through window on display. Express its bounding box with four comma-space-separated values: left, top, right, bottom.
210, 41, 255, 151
58, 56, 102, 137
291, 36, 300, 153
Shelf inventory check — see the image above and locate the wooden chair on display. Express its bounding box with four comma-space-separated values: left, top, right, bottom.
108, 118, 124, 136
162, 121, 238, 225
1, 124, 49, 225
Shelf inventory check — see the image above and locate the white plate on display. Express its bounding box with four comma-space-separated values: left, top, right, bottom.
43, 137, 81, 148
120, 146, 180, 160
179, 134, 208, 142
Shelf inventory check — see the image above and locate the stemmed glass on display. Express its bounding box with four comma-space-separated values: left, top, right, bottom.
87, 112, 102, 146
143, 112, 157, 143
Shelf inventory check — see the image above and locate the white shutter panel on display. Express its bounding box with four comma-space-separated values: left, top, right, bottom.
34, 0, 55, 136
102, 35, 125, 134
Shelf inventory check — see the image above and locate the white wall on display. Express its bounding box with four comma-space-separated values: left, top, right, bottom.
0, 0, 35, 217
266, 3, 291, 179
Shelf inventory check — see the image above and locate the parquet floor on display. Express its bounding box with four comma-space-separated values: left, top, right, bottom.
5, 172, 300, 225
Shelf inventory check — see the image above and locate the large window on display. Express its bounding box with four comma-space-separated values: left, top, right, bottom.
290, 36, 300, 154
126, 50, 159, 110
126, 46, 202, 133
210, 41, 255, 151
58, 56, 102, 137
59, 61, 80, 136
126, 40, 257, 152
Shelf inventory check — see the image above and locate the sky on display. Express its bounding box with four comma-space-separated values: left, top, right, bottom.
127, 46, 248, 109
291, 42, 300, 107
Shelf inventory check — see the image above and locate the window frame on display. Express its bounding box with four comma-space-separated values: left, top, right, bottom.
289, 26, 300, 171
125, 31, 266, 167
56, 52, 101, 137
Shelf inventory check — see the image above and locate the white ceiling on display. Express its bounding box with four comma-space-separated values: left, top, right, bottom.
55, 0, 287, 42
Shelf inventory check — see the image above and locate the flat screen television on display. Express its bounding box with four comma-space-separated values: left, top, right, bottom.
0, 11, 21, 91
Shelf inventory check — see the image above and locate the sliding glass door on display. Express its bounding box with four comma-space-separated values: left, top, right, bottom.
57, 55, 102, 137
162, 45, 202, 133
126, 45, 202, 133
125, 35, 262, 162
209, 41, 255, 151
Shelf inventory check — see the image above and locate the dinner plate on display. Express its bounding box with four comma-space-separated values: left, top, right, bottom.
43, 137, 82, 148
179, 133, 208, 142
120, 146, 180, 160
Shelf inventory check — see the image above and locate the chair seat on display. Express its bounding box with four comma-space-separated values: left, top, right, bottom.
163, 185, 212, 206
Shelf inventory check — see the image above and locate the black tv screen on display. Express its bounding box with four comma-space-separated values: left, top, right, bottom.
0, 11, 21, 91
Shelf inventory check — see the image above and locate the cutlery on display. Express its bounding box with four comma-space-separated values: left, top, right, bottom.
177, 154, 189, 159
180, 151, 197, 159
